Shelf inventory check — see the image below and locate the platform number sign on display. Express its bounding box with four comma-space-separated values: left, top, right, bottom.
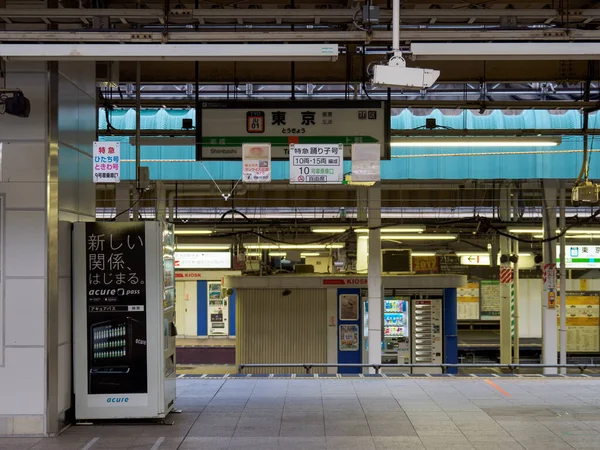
246, 111, 265, 133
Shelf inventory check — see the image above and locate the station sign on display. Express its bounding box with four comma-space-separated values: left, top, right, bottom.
557, 245, 600, 269
93, 141, 120, 183
197, 100, 389, 160
289, 143, 343, 184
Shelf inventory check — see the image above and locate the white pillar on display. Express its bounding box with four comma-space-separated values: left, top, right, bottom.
357, 236, 369, 273
542, 185, 558, 374
499, 184, 512, 365
559, 183, 567, 374
367, 185, 382, 372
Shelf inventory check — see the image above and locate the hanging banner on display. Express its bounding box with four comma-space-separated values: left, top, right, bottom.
242, 143, 271, 183
85, 222, 147, 395
289, 143, 343, 184
93, 141, 120, 183
197, 100, 390, 160
351, 143, 381, 182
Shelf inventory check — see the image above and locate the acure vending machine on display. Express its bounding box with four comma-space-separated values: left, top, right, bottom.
73, 221, 177, 420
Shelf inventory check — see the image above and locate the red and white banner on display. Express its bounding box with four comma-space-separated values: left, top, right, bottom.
499, 266, 513, 284
543, 263, 557, 289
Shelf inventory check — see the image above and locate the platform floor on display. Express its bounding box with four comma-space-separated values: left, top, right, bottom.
3, 377, 600, 450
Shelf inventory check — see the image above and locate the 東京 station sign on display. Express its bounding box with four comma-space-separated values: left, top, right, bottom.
197, 100, 389, 161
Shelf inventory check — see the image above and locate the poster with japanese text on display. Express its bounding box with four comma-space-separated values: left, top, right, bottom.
85, 222, 147, 394
93, 141, 120, 183
242, 143, 271, 183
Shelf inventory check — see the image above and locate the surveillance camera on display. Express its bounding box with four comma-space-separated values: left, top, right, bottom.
371, 54, 439, 89
0, 90, 31, 118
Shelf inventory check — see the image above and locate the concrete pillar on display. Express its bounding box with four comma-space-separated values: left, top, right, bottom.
367, 185, 382, 371
542, 185, 558, 374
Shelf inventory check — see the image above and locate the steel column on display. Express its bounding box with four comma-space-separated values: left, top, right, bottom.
367, 185, 382, 372
542, 184, 558, 374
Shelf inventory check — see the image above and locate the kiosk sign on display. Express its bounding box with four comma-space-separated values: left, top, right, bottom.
289, 143, 343, 184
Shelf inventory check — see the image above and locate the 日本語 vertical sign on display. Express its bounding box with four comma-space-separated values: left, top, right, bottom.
93, 141, 120, 183
85, 222, 147, 395
242, 143, 271, 183
289, 143, 343, 184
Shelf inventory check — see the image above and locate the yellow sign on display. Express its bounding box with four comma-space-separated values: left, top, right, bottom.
548, 291, 556, 309
580, 279, 588, 291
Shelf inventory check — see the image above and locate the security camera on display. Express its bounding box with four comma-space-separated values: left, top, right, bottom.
0, 89, 31, 118
371, 54, 439, 89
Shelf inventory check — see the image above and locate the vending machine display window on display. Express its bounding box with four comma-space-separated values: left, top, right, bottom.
383, 297, 410, 350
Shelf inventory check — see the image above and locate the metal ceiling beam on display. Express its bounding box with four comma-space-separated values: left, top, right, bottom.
96, 128, 600, 137
101, 99, 599, 110
0, 8, 595, 24
2, 29, 600, 44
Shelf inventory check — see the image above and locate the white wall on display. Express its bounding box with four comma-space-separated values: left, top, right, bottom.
516, 278, 600, 339
0, 60, 96, 437
0, 62, 49, 436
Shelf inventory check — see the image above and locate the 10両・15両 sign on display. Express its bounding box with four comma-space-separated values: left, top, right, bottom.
289, 143, 343, 184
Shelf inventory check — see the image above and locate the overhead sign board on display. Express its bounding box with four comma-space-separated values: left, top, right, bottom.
93, 141, 120, 183
197, 100, 389, 160
289, 143, 343, 184
174, 252, 232, 269
242, 143, 271, 183
557, 245, 600, 269
460, 255, 490, 266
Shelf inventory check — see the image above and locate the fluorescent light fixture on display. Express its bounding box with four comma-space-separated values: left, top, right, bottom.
269, 252, 287, 257
411, 252, 436, 256
311, 227, 348, 233
301, 253, 321, 257
566, 235, 600, 239
456, 252, 531, 257
508, 228, 543, 234
0, 43, 339, 62
411, 42, 600, 61
359, 234, 456, 241
354, 226, 426, 234
246, 252, 261, 257
176, 244, 231, 250
566, 228, 600, 235
244, 243, 344, 250
391, 137, 561, 148
174, 229, 214, 235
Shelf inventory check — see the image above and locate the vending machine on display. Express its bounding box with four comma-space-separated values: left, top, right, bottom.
383, 296, 411, 367
73, 221, 177, 420
373, 292, 444, 374
207, 281, 229, 336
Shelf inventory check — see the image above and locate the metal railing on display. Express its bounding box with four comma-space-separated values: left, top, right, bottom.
238, 363, 600, 375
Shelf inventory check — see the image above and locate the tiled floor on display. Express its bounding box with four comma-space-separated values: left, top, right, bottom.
3, 377, 600, 449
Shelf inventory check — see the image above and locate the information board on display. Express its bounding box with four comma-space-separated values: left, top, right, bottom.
93, 141, 120, 183
480, 280, 501, 320
557, 291, 600, 353
457, 282, 480, 320
197, 100, 389, 160
289, 143, 343, 184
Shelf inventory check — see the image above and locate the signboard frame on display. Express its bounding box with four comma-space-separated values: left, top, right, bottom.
196, 100, 390, 161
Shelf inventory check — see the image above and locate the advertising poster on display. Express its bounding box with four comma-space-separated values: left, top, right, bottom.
242, 143, 271, 183
339, 294, 359, 321
339, 324, 359, 351
85, 222, 147, 395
